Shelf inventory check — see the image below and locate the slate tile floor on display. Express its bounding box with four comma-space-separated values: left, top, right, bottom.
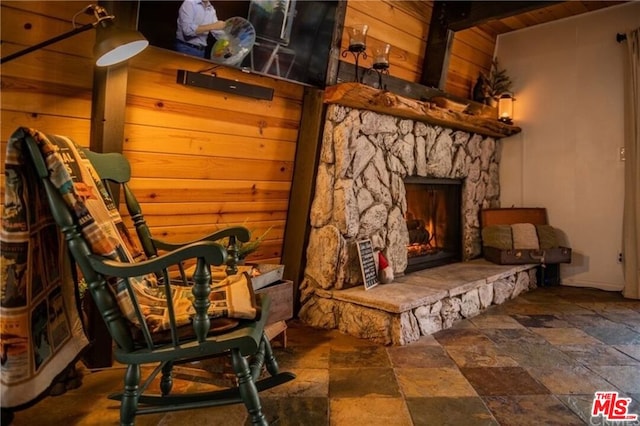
9, 286, 640, 425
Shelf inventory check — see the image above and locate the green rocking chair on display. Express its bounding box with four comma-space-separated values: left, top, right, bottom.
16, 128, 295, 425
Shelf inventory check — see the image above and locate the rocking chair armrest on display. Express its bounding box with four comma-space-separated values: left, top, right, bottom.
87, 241, 227, 278
151, 226, 251, 251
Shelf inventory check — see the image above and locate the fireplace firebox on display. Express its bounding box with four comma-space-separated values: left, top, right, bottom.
404, 177, 462, 273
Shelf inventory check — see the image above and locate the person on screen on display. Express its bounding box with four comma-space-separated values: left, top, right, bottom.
175, 0, 226, 58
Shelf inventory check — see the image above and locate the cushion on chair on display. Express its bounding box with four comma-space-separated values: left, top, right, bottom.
28, 129, 259, 334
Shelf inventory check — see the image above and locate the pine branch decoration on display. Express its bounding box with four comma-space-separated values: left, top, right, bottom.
481, 58, 513, 104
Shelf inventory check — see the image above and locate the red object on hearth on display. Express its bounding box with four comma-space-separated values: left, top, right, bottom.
379, 252, 389, 269
378, 252, 394, 284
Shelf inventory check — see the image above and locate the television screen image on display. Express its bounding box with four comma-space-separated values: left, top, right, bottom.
137, 0, 339, 87
248, 0, 295, 45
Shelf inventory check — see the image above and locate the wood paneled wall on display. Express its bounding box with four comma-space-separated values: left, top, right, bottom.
445, 27, 496, 99
341, 0, 496, 100
123, 48, 304, 264
1, 2, 95, 145
1, 1, 305, 266
341, 1, 433, 83
1, 1, 95, 221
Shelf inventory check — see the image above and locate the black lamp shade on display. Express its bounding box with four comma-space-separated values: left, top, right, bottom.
94, 23, 148, 67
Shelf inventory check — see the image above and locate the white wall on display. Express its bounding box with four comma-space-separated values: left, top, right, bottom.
496, 3, 640, 291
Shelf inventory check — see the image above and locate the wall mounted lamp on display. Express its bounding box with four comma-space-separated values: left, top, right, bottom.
341, 24, 368, 83
1, 4, 148, 66
498, 92, 515, 125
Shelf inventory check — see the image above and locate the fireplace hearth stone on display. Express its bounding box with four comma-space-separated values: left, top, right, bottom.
298, 259, 538, 345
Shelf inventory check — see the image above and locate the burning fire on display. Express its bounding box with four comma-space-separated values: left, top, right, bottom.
406, 212, 442, 258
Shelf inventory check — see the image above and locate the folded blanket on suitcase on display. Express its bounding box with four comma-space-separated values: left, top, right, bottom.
536, 224, 559, 249
511, 223, 539, 249
481, 225, 512, 250
482, 223, 561, 250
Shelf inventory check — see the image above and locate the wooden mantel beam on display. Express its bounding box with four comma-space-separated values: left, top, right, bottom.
324, 83, 521, 139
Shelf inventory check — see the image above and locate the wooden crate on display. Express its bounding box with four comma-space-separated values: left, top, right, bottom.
250, 264, 285, 290
255, 280, 293, 325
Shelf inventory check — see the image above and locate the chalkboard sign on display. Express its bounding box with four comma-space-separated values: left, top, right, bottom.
356, 239, 379, 290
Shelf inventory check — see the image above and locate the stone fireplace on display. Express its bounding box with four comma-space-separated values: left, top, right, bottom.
297, 84, 534, 344
300, 103, 501, 293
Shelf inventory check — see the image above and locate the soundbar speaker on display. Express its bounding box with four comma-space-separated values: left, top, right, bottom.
176, 70, 274, 101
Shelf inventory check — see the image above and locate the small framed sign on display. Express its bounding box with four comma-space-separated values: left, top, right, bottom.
356, 239, 379, 290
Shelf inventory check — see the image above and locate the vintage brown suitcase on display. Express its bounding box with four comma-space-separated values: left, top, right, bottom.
483, 245, 571, 265
481, 207, 548, 227
480, 208, 572, 265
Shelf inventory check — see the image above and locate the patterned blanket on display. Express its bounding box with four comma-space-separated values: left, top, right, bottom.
1, 128, 89, 408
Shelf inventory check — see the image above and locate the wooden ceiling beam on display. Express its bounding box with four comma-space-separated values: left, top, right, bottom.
446, 1, 563, 31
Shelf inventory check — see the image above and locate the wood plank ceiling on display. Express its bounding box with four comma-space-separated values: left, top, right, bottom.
424, 0, 628, 92
475, 1, 628, 37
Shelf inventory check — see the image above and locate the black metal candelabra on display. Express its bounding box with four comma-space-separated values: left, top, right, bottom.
367, 61, 390, 89
341, 43, 367, 83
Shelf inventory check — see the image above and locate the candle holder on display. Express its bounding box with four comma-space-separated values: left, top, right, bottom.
366, 43, 391, 89
341, 24, 368, 82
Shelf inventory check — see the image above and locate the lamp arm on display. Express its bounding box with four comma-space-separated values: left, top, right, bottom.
1, 21, 96, 65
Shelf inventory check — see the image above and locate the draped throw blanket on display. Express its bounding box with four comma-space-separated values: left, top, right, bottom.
1, 128, 89, 408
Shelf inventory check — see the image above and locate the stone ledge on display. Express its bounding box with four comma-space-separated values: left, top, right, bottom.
299, 259, 539, 345
329, 259, 535, 314
332, 283, 447, 314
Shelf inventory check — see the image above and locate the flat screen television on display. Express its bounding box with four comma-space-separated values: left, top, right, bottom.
137, 0, 339, 87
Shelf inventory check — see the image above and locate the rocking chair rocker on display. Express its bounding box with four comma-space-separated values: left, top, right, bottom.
14, 128, 295, 425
